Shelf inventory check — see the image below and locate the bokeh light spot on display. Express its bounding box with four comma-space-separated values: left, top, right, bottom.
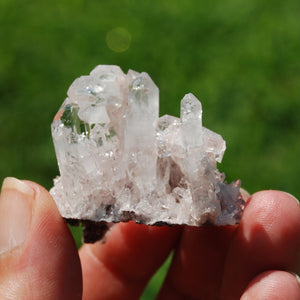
106, 27, 131, 53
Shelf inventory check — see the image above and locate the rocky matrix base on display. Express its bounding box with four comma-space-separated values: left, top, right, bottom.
50, 65, 245, 241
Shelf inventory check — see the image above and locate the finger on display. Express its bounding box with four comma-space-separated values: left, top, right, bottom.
241, 270, 300, 300
79, 221, 181, 300
221, 190, 300, 299
156, 191, 249, 299
156, 225, 237, 299
0, 177, 82, 300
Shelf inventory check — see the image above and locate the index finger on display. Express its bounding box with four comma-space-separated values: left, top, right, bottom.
79, 221, 181, 300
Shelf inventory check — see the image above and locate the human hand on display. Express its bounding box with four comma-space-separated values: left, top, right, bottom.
0, 177, 299, 299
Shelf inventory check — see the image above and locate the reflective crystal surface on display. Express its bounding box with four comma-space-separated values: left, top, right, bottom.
50, 65, 245, 226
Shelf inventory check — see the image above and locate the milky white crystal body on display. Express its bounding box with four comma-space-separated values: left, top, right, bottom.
50, 65, 244, 226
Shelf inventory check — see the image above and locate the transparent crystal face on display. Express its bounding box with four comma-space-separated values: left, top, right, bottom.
50, 65, 245, 226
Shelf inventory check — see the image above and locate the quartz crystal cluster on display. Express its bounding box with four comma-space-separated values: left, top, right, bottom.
50, 65, 244, 227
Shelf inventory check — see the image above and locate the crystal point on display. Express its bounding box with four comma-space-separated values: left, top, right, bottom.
180, 93, 202, 124
50, 65, 245, 227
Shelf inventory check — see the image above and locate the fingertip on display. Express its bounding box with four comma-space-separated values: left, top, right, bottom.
83, 221, 181, 281
241, 270, 300, 300
247, 190, 299, 206
240, 190, 300, 261
221, 190, 300, 298
22, 180, 57, 207
25, 180, 82, 298
80, 222, 181, 300
241, 190, 300, 234
281, 191, 299, 206
0, 179, 82, 299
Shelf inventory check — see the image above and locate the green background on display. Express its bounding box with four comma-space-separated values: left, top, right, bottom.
0, 0, 299, 298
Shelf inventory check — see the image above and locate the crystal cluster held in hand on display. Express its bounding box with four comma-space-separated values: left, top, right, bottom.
50, 65, 244, 226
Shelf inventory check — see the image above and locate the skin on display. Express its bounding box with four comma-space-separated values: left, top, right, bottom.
0, 181, 300, 300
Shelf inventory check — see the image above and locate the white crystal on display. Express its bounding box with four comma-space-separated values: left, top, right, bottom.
122, 72, 159, 195
50, 65, 244, 226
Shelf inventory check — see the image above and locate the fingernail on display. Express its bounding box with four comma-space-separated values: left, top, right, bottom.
0, 177, 34, 255
289, 272, 300, 287
283, 192, 299, 206
240, 187, 250, 199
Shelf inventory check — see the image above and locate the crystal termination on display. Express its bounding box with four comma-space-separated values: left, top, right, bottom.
50, 65, 245, 228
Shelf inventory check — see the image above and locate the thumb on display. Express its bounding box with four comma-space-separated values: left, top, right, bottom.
0, 177, 82, 300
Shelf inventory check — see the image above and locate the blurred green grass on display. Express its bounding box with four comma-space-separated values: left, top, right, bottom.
0, 0, 299, 298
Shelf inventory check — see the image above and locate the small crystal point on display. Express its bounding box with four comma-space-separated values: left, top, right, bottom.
157, 115, 181, 158
179, 94, 221, 224
180, 93, 202, 124
181, 93, 203, 150
202, 127, 226, 163
50, 65, 244, 229
90, 64, 124, 80
123, 72, 159, 192
157, 115, 179, 131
